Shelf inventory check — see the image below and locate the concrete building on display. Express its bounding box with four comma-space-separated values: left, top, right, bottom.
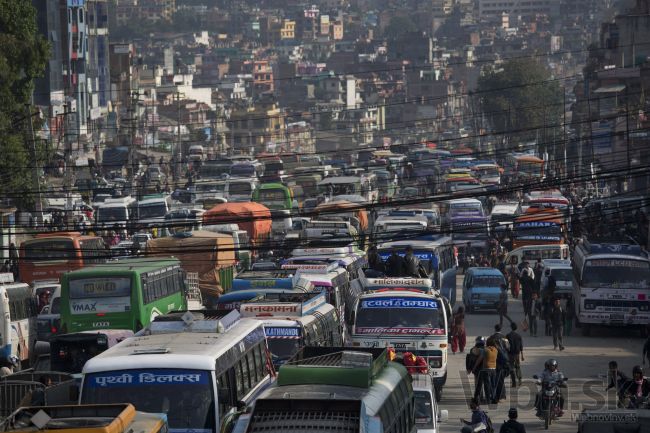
229, 101, 285, 154
86, 0, 110, 116
477, 0, 560, 21
115, 0, 175, 26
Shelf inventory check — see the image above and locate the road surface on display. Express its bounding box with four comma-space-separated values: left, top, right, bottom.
439, 275, 645, 433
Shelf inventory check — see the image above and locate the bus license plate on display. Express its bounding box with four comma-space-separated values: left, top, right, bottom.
610, 314, 624, 321
391, 343, 410, 349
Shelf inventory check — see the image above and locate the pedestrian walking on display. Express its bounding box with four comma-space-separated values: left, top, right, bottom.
497, 284, 512, 327
499, 408, 526, 433
467, 337, 491, 403
452, 306, 467, 354
483, 338, 499, 404
550, 298, 566, 351
519, 262, 534, 317
564, 295, 574, 336
507, 322, 524, 388
533, 259, 543, 292
529, 292, 541, 337
490, 326, 510, 403
542, 291, 553, 337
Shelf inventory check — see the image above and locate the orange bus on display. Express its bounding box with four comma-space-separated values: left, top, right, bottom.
505, 154, 545, 180
19, 232, 106, 285
512, 209, 566, 250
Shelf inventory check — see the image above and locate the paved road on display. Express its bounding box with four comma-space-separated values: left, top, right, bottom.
439, 275, 646, 433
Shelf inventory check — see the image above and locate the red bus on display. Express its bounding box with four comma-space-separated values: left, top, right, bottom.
19, 232, 106, 285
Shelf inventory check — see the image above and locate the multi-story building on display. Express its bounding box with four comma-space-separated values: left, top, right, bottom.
86, 0, 110, 119
115, 0, 175, 26
253, 60, 274, 95
477, 0, 561, 21
229, 100, 285, 154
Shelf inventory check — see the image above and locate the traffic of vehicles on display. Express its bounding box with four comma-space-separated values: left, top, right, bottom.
0, 146, 649, 433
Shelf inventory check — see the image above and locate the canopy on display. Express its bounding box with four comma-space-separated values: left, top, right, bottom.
146, 231, 235, 297
203, 202, 272, 245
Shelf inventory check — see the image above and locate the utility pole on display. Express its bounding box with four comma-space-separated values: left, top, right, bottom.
563, 92, 568, 179
173, 91, 184, 182
25, 104, 44, 225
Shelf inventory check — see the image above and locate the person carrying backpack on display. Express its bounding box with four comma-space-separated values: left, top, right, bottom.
461, 398, 494, 433
491, 325, 511, 402
499, 408, 526, 433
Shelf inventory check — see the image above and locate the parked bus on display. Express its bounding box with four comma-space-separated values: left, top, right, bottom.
572, 240, 650, 336
80, 311, 274, 433
350, 290, 448, 400
238, 292, 342, 368
505, 244, 570, 267
60, 258, 187, 334
19, 233, 106, 286
233, 347, 417, 433
135, 194, 173, 231
225, 177, 259, 202
1, 404, 167, 433
0, 273, 36, 364
318, 174, 378, 203
449, 212, 490, 252
94, 196, 137, 234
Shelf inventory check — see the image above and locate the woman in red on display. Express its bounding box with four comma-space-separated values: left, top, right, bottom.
451, 306, 467, 353
508, 258, 520, 298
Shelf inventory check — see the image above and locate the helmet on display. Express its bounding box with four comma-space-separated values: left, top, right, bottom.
546, 359, 558, 370
475, 336, 486, 347
633, 365, 644, 376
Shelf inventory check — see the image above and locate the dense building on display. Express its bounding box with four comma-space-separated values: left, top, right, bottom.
115, 0, 176, 26
477, 0, 560, 21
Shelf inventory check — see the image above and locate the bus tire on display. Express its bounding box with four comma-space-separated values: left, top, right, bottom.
581, 324, 590, 337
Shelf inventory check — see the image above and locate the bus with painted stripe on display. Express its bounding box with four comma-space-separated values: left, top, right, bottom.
238, 292, 342, 368
80, 310, 275, 433
0, 273, 36, 365
59, 258, 187, 334
349, 290, 448, 400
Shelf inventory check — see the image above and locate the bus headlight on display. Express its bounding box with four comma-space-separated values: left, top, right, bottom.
639, 304, 649, 312
429, 357, 442, 369
584, 302, 596, 310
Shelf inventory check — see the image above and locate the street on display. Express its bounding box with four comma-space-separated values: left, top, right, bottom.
440, 274, 646, 433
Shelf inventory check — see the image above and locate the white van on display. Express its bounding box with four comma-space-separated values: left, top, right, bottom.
412, 373, 448, 433
540, 259, 573, 296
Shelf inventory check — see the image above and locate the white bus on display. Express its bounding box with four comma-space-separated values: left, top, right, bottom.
239, 292, 342, 368
350, 290, 448, 400
80, 310, 275, 433
572, 240, 650, 336
0, 273, 36, 365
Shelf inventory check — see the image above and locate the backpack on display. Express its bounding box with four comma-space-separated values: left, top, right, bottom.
466, 349, 479, 373
478, 410, 495, 433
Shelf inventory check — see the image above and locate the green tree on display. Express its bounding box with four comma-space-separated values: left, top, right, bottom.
0, 0, 49, 209
477, 58, 562, 148
384, 16, 417, 40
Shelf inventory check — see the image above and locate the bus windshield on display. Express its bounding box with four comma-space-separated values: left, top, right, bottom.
82, 369, 215, 433
267, 338, 301, 364
551, 268, 573, 282
138, 203, 167, 219
98, 207, 127, 222
473, 275, 505, 287
519, 161, 542, 177
229, 182, 252, 196
23, 240, 75, 261
514, 222, 562, 240
582, 259, 650, 287
414, 391, 434, 428
258, 188, 289, 209
355, 297, 444, 332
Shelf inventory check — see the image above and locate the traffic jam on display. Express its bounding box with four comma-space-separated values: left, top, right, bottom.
0, 149, 649, 433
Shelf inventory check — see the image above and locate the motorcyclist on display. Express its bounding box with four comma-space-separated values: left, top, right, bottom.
535, 358, 565, 416
621, 365, 650, 407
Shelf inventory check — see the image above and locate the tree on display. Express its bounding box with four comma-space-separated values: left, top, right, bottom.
384, 16, 417, 40
477, 58, 562, 150
0, 0, 49, 209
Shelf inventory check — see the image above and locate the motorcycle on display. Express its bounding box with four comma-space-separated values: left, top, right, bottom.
619, 392, 649, 409
534, 375, 568, 429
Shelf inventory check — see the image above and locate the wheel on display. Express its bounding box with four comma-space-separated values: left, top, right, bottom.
544, 408, 551, 429
581, 324, 591, 337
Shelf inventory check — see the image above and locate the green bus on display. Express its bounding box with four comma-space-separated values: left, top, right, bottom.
60, 258, 187, 333
252, 182, 294, 211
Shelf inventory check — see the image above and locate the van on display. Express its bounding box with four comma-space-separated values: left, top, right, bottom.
412, 373, 448, 433
462, 267, 506, 312
540, 259, 573, 297
35, 283, 62, 342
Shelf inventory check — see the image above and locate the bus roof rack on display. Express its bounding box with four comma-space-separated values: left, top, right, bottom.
278, 347, 388, 388
581, 238, 646, 256
239, 291, 327, 318
146, 309, 241, 334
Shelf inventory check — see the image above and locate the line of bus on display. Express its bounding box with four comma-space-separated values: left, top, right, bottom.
19, 232, 106, 286
80, 310, 275, 433
512, 208, 566, 250
60, 257, 187, 334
